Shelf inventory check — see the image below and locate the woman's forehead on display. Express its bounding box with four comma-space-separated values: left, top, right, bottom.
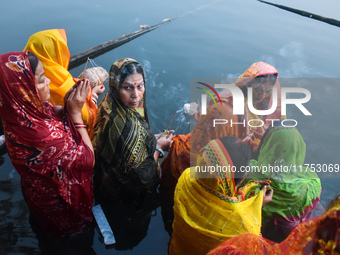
123, 73, 144, 84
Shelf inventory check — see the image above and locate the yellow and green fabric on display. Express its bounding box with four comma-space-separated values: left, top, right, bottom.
169, 138, 264, 255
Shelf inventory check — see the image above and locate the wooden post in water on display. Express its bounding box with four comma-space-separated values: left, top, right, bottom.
69, 18, 175, 70
257, 0, 340, 28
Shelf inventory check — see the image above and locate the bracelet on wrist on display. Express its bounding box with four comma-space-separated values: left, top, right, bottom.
74, 122, 87, 129
92, 93, 98, 105
92, 93, 98, 100
156, 146, 164, 158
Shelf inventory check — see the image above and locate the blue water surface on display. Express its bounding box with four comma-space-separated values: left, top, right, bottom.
1, 0, 340, 254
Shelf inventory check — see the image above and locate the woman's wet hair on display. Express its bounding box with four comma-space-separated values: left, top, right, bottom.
28, 52, 39, 76
219, 136, 251, 185
119, 63, 144, 88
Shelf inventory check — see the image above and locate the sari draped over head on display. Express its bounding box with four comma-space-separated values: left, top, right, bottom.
244, 123, 322, 241
217, 62, 285, 150
208, 196, 340, 255
160, 103, 238, 200
92, 58, 158, 202
23, 29, 97, 137
0, 51, 94, 238
169, 138, 264, 255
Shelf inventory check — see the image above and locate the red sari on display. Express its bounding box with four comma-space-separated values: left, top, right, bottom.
0, 51, 94, 238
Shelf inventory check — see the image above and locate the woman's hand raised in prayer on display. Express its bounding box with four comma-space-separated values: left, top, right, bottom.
64, 79, 94, 157
65, 79, 90, 123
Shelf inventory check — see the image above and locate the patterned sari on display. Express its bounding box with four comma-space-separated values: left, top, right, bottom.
169, 138, 264, 255
208, 196, 340, 255
0, 51, 94, 238
92, 58, 158, 202
23, 29, 97, 137
243, 123, 322, 242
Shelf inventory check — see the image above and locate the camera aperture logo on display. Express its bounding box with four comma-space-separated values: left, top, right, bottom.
196, 82, 223, 106
197, 82, 312, 128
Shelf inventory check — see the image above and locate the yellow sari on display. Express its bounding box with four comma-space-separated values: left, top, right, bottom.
169, 138, 264, 255
23, 29, 96, 137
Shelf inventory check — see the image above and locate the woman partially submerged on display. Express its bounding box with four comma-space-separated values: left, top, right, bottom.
0, 51, 94, 239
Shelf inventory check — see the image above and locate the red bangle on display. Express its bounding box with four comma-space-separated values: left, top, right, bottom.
75, 126, 87, 129
74, 122, 85, 126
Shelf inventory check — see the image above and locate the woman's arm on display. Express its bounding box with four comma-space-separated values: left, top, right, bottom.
154, 131, 174, 164
65, 79, 94, 157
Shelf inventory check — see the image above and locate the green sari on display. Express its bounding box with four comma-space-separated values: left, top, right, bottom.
92, 58, 158, 202
243, 123, 322, 241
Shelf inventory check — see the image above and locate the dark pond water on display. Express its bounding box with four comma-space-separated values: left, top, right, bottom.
1, 0, 340, 254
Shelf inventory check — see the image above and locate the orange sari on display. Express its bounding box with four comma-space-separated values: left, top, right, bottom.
208, 196, 340, 255
23, 29, 97, 138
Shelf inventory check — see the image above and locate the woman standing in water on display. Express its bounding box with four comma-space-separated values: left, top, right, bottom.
92, 58, 173, 204
0, 51, 94, 240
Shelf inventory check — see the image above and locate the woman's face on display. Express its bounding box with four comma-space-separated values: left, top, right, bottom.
248, 74, 277, 102
119, 72, 145, 108
35, 61, 51, 102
